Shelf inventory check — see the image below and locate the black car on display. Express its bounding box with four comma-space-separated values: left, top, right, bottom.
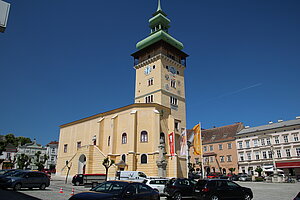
164, 178, 197, 200
294, 192, 300, 200
193, 179, 253, 200
69, 180, 159, 200
0, 170, 50, 190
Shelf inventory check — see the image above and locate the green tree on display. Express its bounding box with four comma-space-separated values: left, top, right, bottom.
17, 154, 31, 169
35, 151, 48, 171
255, 166, 263, 177
229, 168, 236, 174
102, 157, 115, 181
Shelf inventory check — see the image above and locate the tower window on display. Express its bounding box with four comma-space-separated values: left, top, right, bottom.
141, 131, 148, 143
108, 136, 111, 146
177, 71, 179, 75
148, 78, 154, 86
166, 66, 169, 70
171, 80, 176, 88
64, 144, 68, 153
145, 95, 154, 103
153, 65, 155, 69
121, 154, 126, 163
170, 96, 178, 106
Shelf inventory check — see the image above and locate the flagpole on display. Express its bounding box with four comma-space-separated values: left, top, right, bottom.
185, 128, 189, 178
200, 122, 205, 179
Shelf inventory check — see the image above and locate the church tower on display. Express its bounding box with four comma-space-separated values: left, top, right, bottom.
132, 0, 188, 130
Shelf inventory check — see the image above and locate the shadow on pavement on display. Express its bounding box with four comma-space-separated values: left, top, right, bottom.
0, 189, 41, 200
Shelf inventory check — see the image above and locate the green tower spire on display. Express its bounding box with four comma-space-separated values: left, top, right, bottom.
136, 0, 184, 50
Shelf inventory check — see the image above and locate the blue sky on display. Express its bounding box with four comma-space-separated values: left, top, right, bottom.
1, 0, 299, 145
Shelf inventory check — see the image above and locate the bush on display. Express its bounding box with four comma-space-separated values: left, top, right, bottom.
255, 177, 264, 182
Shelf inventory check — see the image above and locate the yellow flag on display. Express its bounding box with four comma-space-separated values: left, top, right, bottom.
193, 124, 202, 155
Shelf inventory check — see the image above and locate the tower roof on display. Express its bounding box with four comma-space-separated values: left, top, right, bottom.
136, 0, 184, 51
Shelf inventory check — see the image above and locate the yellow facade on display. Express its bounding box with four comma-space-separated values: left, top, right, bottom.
56, 2, 189, 179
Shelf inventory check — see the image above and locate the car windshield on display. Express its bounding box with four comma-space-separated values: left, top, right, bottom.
91, 181, 128, 194
0, 170, 7, 175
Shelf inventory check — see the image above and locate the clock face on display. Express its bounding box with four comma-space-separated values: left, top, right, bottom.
144, 66, 152, 75
169, 66, 176, 75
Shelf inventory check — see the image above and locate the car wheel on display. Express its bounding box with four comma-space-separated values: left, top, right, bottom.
210, 195, 219, 200
39, 183, 46, 190
173, 192, 182, 200
13, 183, 22, 191
75, 181, 80, 186
244, 193, 251, 200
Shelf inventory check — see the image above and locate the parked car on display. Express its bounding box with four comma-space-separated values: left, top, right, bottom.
69, 180, 159, 200
293, 192, 300, 200
239, 174, 252, 181
194, 179, 253, 200
0, 169, 21, 179
142, 178, 168, 195
164, 178, 197, 199
72, 173, 106, 187
0, 170, 50, 190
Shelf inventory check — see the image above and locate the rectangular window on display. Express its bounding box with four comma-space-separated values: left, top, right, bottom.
296, 148, 300, 157
51, 156, 55, 161
266, 138, 271, 145
219, 144, 223, 150
262, 151, 267, 159
209, 145, 213, 151
274, 136, 280, 144
170, 79, 176, 88
227, 143, 232, 149
255, 151, 260, 160
268, 151, 273, 159
220, 156, 225, 162
77, 141, 81, 149
245, 141, 250, 148
283, 135, 289, 143
175, 122, 180, 131
64, 144, 68, 153
239, 153, 244, 161
253, 139, 258, 147
145, 95, 154, 103
261, 139, 265, 146
277, 150, 281, 158
247, 152, 251, 160
238, 142, 243, 149
170, 96, 178, 106
286, 149, 291, 157
204, 146, 207, 152
227, 155, 232, 162
210, 156, 214, 163
294, 134, 299, 142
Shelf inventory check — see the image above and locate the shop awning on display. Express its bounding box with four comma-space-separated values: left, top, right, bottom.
276, 161, 300, 168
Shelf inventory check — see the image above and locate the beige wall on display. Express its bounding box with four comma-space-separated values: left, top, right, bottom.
56, 104, 187, 178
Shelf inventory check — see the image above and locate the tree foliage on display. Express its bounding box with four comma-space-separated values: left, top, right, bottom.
0, 133, 32, 155
35, 151, 49, 171
255, 166, 263, 176
17, 154, 31, 169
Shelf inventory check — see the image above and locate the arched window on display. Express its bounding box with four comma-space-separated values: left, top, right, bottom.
108, 136, 110, 146
141, 154, 147, 164
121, 154, 126, 163
122, 133, 127, 144
141, 131, 148, 143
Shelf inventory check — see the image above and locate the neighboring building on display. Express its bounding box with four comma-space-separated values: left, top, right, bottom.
45, 141, 59, 170
16, 139, 47, 170
0, 143, 17, 169
0, 0, 10, 33
236, 117, 300, 177
189, 123, 243, 175
56, 1, 189, 178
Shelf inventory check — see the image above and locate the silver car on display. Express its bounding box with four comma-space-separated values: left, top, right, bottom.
143, 178, 168, 195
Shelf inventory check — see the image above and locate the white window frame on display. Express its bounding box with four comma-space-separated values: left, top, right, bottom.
283, 135, 289, 143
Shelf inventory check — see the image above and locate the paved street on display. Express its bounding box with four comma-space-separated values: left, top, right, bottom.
0, 176, 299, 200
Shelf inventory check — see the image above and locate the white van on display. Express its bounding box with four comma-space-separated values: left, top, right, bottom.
115, 171, 147, 182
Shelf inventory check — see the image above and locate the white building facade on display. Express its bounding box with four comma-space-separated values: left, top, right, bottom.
236, 117, 300, 177
45, 141, 58, 170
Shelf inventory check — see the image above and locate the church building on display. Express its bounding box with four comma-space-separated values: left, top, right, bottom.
56, 0, 189, 178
